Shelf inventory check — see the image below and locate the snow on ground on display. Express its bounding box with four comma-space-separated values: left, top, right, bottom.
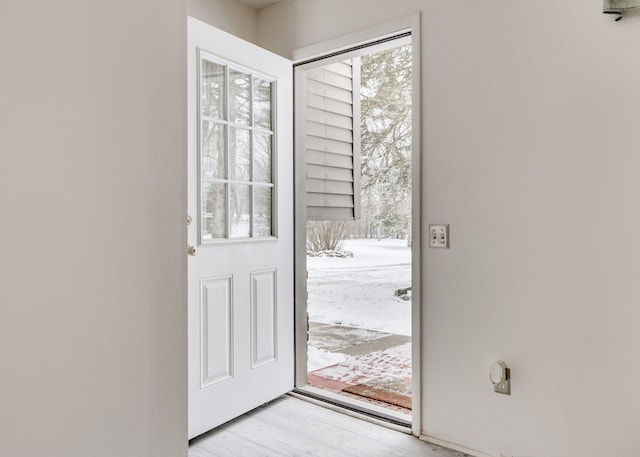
307, 346, 350, 372
307, 238, 412, 336
310, 342, 412, 387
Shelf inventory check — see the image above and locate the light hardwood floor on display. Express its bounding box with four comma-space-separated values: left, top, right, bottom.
189, 395, 469, 457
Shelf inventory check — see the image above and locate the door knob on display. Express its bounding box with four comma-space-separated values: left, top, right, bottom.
188, 246, 197, 256
187, 215, 192, 226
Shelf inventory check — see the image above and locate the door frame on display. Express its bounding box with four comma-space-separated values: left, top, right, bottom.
292, 14, 423, 436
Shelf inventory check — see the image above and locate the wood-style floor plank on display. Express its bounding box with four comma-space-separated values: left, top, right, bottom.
189, 395, 469, 457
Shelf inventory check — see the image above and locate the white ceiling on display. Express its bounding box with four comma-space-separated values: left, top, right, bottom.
234, 0, 284, 10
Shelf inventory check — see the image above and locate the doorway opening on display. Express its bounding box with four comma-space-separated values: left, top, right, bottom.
294, 33, 417, 427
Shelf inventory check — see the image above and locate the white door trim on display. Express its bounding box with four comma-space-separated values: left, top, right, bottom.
292, 13, 423, 436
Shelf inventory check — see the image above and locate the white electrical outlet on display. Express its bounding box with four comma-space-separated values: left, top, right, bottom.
429, 224, 449, 248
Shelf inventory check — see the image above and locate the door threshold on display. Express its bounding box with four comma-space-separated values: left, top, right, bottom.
291, 386, 412, 433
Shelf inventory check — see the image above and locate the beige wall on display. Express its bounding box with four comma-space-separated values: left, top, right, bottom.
189, 0, 259, 43
259, 2, 640, 457
0, 1, 187, 456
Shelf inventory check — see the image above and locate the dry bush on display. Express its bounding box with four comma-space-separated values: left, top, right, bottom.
306, 221, 350, 252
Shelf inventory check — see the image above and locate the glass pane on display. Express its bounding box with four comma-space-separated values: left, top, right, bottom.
202, 122, 225, 179
229, 185, 251, 238
254, 186, 272, 237
229, 69, 251, 125
254, 78, 272, 130
202, 182, 226, 239
229, 128, 251, 181
253, 133, 272, 183
201, 60, 225, 119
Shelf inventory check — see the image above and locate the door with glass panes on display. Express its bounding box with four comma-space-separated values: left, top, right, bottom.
187, 17, 294, 439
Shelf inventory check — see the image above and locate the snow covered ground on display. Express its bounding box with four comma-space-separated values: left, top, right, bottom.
311, 342, 412, 387
307, 239, 413, 407
307, 238, 412, 336
307, 346, 350, 372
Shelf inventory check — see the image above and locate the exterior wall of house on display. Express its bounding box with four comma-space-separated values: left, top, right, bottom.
259, 2, 640, 457
189, 0, 259, 44
0, 1, 187, 456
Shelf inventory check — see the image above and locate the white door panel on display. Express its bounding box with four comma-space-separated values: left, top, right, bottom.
188, 17, 294, 439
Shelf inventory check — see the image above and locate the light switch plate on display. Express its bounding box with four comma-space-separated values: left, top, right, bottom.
429, 224, 449, 248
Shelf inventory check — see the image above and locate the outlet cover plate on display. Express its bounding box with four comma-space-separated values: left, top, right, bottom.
429, 224, 449, 248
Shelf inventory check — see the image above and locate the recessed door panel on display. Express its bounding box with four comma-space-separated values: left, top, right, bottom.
201, 276, 233, 387
251, 270, 277, 368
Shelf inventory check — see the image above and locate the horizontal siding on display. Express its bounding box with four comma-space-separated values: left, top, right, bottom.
306, 107, 353, 130
306, 79, 353, 104
306, 93, 353, 117
306, 121, 353, 143
305, 58, 359, 221
306, 135, 353, 156
307, 164, 353, 182
319, 61, 352, 77
306, 68, 352, 91
307, 207, 354, 221
307, 193, 354, 208
307, 150, 353, 169
306, 178, 353, 195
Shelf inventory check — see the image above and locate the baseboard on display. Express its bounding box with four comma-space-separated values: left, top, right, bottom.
419, 433, 494, 457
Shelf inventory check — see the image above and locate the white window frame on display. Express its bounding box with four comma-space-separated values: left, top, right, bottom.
197, 49, 279, 245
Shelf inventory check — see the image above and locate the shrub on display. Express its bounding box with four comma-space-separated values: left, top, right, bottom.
306, 221, 350, 252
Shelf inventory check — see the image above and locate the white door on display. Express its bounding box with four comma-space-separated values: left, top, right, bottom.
187, 17, 294, 439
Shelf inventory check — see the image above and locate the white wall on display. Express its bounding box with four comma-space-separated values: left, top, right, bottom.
0, 1, 187, 456
259, 2, 640, 456
189, 0, 259, 43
